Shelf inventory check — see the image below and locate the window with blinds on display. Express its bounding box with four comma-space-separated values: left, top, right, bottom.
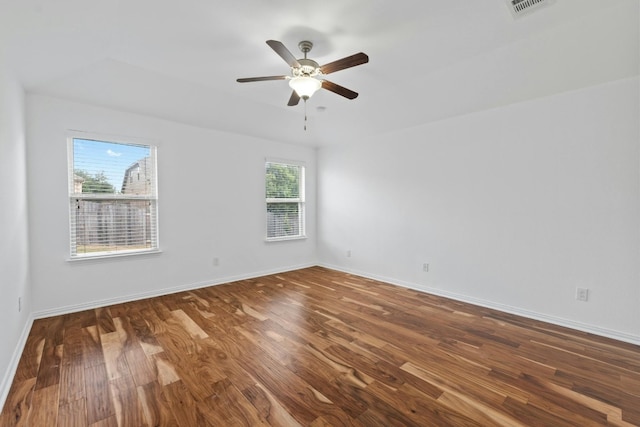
68, 136, 159, 258
266, 161, 305, 240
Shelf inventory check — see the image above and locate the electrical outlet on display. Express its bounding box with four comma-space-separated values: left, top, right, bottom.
18, 297, 22, 312
346, 250, 352, 258
212, 257, 219, 267
576, 287, 589, 302
422, 263, 429, 272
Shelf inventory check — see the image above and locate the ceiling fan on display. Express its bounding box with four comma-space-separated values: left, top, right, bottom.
237, 40, 369, 106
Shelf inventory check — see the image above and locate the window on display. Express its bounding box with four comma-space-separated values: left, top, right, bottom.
68, 135, 159, 258
266, 160, 305, 240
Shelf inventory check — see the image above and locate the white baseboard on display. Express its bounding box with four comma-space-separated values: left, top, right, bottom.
0, 314, 34, 414
33, 262, 316, 319
319, 263, 640, 346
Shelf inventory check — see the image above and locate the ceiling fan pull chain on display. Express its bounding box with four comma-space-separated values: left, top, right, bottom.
304, 99, 308, 131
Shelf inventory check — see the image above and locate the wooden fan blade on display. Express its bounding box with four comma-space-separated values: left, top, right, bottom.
320, 52, 369, 75
266, 40, 301, 68
321, 80, 359, 100
237, 75, 288, 83
287, 91, 300, 106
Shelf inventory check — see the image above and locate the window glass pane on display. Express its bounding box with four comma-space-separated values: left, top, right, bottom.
267, 202, 301, 238
265, 160, 305, 240
73, 139, 152, 195
72, 199, 156, 254
69, 136, 158, 258
266, 163, 300, 199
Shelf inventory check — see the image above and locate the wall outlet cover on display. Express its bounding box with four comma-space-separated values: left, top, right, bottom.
576, 288, 589, 302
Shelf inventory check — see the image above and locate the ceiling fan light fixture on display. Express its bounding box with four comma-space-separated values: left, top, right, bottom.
289, 76, 321, 99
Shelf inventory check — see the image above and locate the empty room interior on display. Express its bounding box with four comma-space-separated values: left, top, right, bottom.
1, 0, 639, 425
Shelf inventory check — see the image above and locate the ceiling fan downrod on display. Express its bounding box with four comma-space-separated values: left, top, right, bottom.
298, 40, 313, 59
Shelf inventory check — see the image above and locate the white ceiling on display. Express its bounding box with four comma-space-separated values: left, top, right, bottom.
1, 0, 638, 147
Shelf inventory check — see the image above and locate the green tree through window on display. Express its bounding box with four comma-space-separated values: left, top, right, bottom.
74, 170, 116, 193
266, 164, 300, 199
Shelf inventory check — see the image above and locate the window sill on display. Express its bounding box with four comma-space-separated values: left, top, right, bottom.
265, 236, 307, 243
67, 249, 162, 262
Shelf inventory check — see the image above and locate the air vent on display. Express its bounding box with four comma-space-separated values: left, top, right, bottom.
507, 0, 552, 18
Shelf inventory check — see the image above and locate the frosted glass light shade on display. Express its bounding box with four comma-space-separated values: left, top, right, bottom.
289, 76, 322, 98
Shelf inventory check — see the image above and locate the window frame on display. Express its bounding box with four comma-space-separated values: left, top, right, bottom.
67, 132, 160, 260
265, 159, 306, 242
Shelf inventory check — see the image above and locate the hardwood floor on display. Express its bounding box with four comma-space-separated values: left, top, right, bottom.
1, 267, 639, 426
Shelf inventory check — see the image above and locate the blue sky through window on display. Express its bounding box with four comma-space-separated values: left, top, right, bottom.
73, 138, 151, 193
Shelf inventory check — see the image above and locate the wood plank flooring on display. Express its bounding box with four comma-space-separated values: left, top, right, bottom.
2, 266, 639, 426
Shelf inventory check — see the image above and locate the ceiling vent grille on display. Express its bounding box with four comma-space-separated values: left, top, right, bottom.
507, 0, 552, 18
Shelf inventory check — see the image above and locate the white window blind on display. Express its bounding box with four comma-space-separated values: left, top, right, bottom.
266, 161, 305, 240
68, 136, 159, 258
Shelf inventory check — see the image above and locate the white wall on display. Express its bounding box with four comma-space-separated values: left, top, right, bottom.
318, 77, 640, 344
0, 60, 32, 405
26, 94, 317, 315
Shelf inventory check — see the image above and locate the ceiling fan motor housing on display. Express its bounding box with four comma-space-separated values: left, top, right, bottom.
294, 58, 321, 77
